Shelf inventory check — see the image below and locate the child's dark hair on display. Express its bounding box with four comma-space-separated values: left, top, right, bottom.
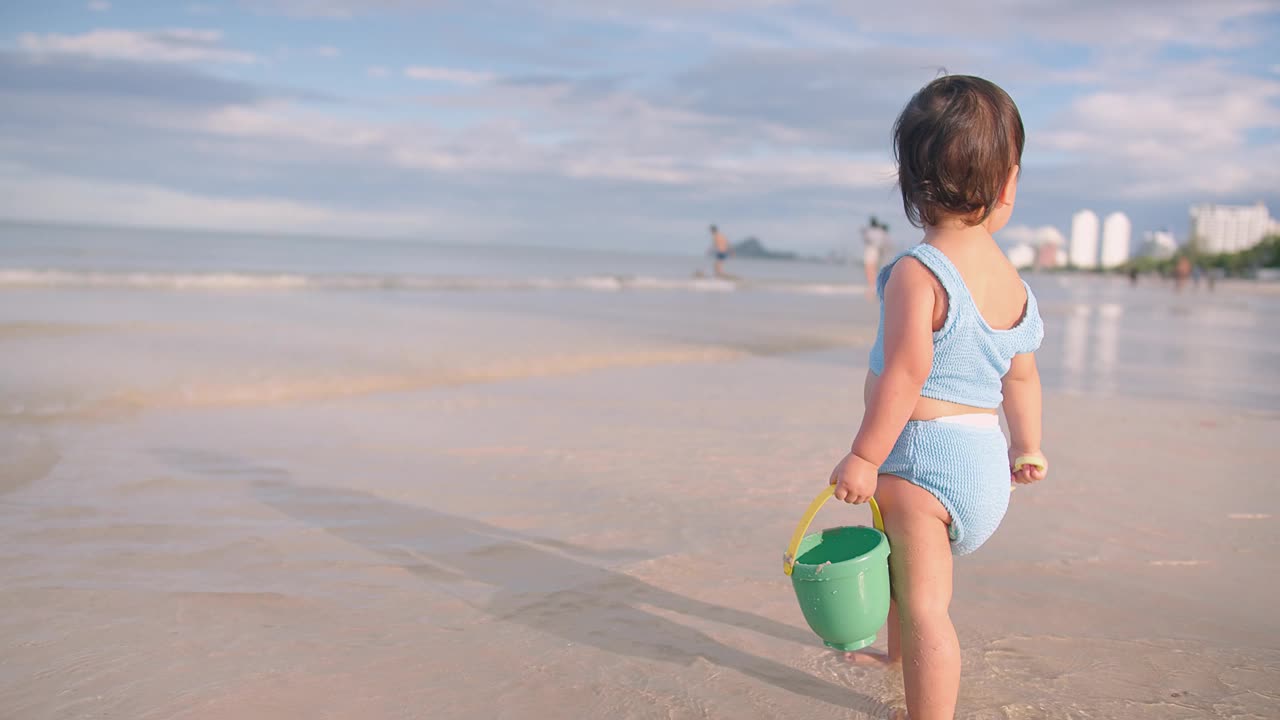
893, 75, 1024, 228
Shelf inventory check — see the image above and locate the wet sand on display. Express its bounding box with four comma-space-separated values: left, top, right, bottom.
2, 345, 1278, 718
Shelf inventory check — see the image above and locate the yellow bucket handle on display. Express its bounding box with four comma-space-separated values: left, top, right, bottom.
783, 486, 884, 576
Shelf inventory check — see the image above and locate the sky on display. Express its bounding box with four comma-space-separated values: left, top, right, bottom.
1, 0, 1278, 254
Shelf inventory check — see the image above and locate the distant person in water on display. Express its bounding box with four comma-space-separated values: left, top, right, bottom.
862, 217, 891, 299
709, 225, 733, 278
1175, 256, 1192, 292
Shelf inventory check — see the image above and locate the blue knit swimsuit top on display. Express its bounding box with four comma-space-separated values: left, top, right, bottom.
868, 244, 1044, 409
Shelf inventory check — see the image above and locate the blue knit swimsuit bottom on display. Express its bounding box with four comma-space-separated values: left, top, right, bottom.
880, 418, 1011, 555
868, 244, 1044, 555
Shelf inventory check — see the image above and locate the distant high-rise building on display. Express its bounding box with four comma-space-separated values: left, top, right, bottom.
1036, 241, 1059, 270
1033, 226, 1065, 270
1190, 202, 1274, 254
1006, 243, 1035, 269
1141, 230, 1178, 260
1069, 210, 1099, 268
1100, 212, 1131, 268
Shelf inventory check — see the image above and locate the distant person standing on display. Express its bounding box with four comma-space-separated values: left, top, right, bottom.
862, 216, 891, 299
1175, 255, 1191, 292
709, 224, 733, 278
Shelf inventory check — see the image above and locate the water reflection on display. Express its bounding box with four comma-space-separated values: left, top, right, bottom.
1040, 283, 1280, 411
1093, 303, 1121, 396
1060, 304, 1089, 394
1057, 302, 1121, 396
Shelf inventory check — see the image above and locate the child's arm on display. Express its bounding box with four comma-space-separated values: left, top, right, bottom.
831, 259, 936, 503
1002, 352, 1048, 484
852, 261, 936, 462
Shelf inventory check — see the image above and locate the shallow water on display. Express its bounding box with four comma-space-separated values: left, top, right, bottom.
2, 222, 1278, 718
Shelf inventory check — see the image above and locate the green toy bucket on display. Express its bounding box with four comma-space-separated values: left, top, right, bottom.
783, 487, 891, 652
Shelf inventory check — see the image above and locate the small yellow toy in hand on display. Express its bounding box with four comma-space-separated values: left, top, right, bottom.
1010, 453, 1047, 490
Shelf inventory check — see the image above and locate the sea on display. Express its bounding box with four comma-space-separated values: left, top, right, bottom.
3, 220, 1277, 422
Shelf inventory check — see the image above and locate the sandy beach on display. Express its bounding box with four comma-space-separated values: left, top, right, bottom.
2, 231, 1279, 719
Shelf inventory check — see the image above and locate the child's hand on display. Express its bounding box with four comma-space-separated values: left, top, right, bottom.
829, 451, 878, 504
1010, 450, 1048, 485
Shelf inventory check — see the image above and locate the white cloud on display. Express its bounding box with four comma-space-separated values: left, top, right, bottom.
404, 65, 494, 85
561, 155, 691, 184
256, 0, 798, 17
176, 76, 894, 194
247, 0, 360, 18
1037, 60, 1280, 198
998, 225, 1066, 247
4, 2, 1276, 246
87, 0, 111, 11
272, 45, 343, 62
18, 29, 256, 64
197, 103, 385, 148
823, 0, 1270, 52
0, 163, 481, 237
692, 154, 895, 191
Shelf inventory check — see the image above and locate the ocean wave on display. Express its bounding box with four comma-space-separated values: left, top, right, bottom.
0, 269, 861, 296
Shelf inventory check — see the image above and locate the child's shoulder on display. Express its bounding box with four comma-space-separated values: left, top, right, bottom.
884, 244, 952, 283
881, 250, 946, 301
886, 252, 939, 283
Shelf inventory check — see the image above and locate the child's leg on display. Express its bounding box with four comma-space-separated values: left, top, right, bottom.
878, 474, 959, 720
842, 599, 900, 666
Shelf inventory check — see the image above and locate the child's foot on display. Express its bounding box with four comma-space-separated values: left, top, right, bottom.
841, 649, 898, 667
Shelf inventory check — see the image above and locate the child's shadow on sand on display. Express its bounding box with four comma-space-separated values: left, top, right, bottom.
252, 479, 891, 717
